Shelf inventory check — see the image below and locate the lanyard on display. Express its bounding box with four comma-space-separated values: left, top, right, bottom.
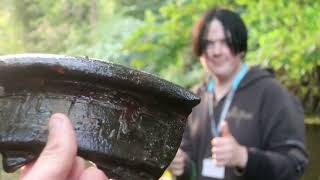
207, 64, 249, 137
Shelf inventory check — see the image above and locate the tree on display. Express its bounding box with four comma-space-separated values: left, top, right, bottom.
0, 0, 143, 65
123, 0, 320, 113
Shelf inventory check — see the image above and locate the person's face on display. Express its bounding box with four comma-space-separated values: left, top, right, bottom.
200, 19, 242, 81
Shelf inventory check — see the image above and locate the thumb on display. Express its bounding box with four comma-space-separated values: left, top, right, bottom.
21, 113, 77, 180
220, 121, 231, 137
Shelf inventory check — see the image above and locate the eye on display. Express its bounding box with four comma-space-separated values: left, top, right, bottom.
220, 39, 227, 45
204, 40, 215, 47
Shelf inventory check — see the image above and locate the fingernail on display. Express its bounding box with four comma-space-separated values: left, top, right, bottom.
88, 161, 97, 167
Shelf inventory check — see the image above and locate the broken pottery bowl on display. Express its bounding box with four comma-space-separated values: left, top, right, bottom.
0, 54, 200, 179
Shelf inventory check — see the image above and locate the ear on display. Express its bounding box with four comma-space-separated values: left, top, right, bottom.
238, 51, 245, 59
200, 55, 210, 73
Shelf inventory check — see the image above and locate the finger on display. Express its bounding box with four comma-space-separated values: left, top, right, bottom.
212, 152, 231, 166
213, 152, 232, 163
170, 148, 186, 166
172, 155, 185, 164
169, 148, 187, 176
176, 148, 184, 158
169, 159, 184, 174
211, 137, 225, 147
170, 160, 183, 168
170, 159, 185, 177
220, 121, 231, 137
67, 157, 86, 180
170, 162, 184, 171
21, 113, 77, 180
213, 158, 227, 166
171, 168, 184, 176
211, 138, 217, 146
173, 155, 183, 162
79, 167, 108, 180
212, 144, 233, 166
19, 161, 36, 179
212, 144, 233, 154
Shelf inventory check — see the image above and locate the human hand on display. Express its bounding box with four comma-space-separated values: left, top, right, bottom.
167, 148, 188, 176
211, 122, 248, 168
19, 113, 108, 180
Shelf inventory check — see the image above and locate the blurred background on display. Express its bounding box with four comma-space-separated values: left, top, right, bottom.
0, 0, 319, 179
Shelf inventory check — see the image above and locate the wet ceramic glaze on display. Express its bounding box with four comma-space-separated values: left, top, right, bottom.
0, 54, 200, 180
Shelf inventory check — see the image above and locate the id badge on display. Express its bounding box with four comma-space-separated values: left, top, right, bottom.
201, 158, 225, 179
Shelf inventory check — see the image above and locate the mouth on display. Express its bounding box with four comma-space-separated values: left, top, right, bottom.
208, 57, 226, 66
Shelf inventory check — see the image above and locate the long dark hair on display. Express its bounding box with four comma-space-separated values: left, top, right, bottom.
192, 8, 248, 57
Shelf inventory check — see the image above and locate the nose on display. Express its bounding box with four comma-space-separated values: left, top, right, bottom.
212, 42, 222, 56
206, 42, 222, 57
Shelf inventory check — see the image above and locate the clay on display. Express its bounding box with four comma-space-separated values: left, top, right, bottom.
0, 54, 200, 179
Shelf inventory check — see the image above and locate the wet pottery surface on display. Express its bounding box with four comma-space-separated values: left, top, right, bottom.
0, 54, 200, 180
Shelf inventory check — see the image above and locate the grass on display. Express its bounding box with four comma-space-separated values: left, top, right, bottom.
305, 114, 320, 125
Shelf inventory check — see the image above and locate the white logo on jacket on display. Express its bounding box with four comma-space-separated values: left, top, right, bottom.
227, 106, 253, 127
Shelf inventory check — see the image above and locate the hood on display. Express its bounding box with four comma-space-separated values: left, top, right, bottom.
192, 65, 275, 95
239, 65, 275, 89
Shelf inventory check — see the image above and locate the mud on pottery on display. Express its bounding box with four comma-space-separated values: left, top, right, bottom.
0, 54, 200, 179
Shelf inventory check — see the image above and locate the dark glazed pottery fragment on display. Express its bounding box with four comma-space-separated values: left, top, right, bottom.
0, 54, 200, 179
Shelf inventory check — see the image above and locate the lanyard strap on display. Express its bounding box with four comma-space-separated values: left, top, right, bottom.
207, 64, 249, 137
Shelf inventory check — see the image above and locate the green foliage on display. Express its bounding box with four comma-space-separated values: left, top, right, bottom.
0, 1, 25, 54
4, 0, 94, 53
124, 1, 206, 83
0, 0, 318, 114
241, 1, 320, 114
0, 0, 142, 65
115, 0, 167, 19
123, 0, 320, 113
66, 14, 142, 64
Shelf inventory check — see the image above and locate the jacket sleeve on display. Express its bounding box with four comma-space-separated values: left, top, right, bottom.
243, 80, 309, 180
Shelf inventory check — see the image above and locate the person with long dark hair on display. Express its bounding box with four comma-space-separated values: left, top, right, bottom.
168, 8, 308, 180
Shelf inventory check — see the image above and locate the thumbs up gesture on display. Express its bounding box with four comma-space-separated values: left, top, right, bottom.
211, 122, 248, 168
221, 121, 232, 137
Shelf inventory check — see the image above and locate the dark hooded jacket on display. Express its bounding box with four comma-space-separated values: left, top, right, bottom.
178, 66, 308, 180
